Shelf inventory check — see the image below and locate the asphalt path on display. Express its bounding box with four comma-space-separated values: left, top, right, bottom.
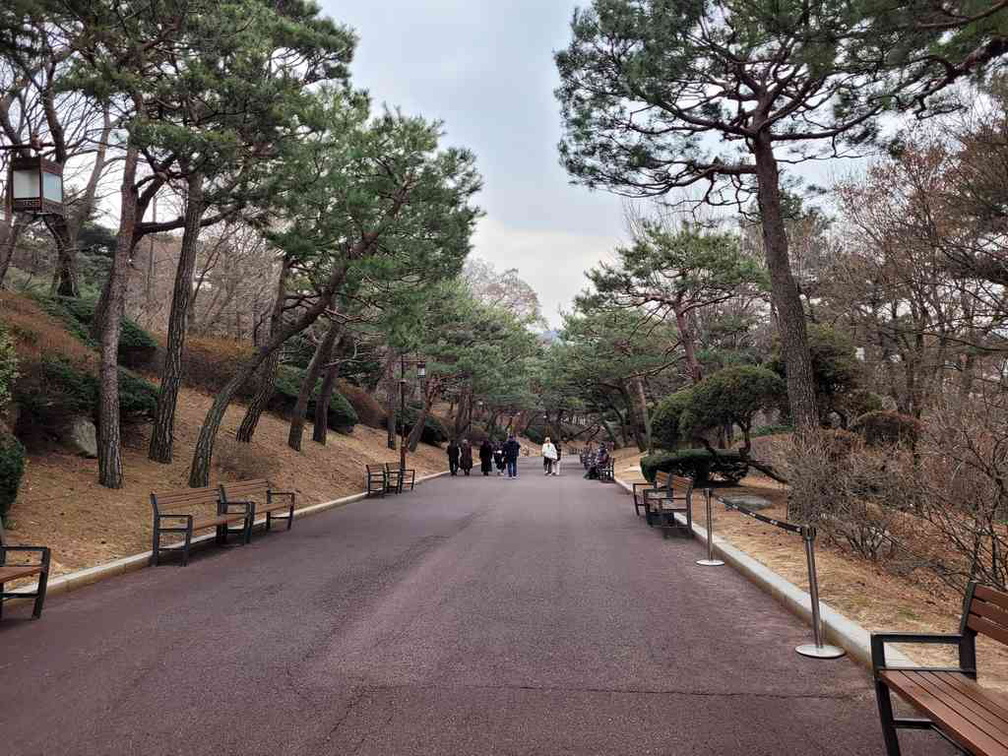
1, 458, 951, 755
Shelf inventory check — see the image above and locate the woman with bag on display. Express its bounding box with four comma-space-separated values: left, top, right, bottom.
541, 437, 558, 476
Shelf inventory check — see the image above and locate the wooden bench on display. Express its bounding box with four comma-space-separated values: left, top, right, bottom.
366, 465, 386, 497
0, 521, 50, 620
873, 582, 1008, 755
150, 487, 251, 566
641, 472, 694, 539
219, 479, 296, 534
387, 462, 416, 493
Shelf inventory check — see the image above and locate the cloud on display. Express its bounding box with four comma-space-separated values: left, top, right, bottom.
472, 217, 620, 328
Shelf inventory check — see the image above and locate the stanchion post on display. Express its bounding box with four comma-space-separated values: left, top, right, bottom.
795, 525, 845, 659
696, 487, 724, 567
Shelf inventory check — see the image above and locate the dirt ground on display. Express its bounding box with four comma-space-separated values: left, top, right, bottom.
4, 386, 449, 576
612, 449, 1008, 689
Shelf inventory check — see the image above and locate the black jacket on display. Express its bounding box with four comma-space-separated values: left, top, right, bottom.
503, 439, 520, 462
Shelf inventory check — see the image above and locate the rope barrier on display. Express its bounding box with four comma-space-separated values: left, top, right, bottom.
706, 490, 845, 660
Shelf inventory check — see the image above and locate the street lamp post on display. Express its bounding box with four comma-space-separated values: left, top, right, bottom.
399, 356, 426, 478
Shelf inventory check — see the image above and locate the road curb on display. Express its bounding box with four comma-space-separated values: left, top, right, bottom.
613, 476, 913, 670
6, 470, 450, 608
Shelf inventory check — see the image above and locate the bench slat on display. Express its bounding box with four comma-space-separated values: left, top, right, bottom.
190, 513, 247, 531
0, 564, 43, 582
883, 670, 1008, 755
971, 599, 1008, 634
975, 585, 1008, 613
968, 614, 1008, 647
918, 671, 1008, 745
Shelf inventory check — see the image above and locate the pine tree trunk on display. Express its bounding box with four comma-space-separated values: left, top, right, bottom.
289, 320, 340, 451
634, 376, 652, 452
407, 378, 439, 452
0, 219, 25, 289
674, 307, 703, 384
235, 259, 290, 442
753, 135, 818, 431
313, 361, 340, 445
97, 146, 140, 489
149, 172, 205, 463
235, 351, 281, 442
189, 262, 350, 487
47, 215, 79, 297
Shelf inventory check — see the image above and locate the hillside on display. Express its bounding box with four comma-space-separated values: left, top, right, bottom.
5, 385, 448, 576
0, 291, 449, 576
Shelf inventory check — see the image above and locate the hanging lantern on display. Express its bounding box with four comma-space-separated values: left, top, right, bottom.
9, 156, 64, 216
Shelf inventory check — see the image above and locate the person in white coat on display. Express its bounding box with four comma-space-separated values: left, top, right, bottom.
542, 437, 558, 476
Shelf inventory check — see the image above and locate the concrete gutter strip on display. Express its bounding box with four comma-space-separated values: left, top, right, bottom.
6, 470, 450, 605
613, 476, 914, 670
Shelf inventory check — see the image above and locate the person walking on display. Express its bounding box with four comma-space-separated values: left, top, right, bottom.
447, 439, 460, 476
541, 437, 558, 476
503, 434, 520, 478
479, 439, 493, 476
493, 442, 505, 475
553, 440, 562, 476
460, 439, 473, 476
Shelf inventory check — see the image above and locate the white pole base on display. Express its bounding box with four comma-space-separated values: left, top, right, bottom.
795, 643, 846, 659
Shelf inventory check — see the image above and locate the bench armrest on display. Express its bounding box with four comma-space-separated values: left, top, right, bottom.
870, 632, 964, 671
156, 513, 193, 521
0, 544, 51, 570
269, 490, 296, 499
221, 500, 253, 516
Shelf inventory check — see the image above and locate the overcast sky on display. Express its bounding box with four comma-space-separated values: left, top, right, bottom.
318, 0, 625, 328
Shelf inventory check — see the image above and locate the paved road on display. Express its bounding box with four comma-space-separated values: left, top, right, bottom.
1, 459, 949, 755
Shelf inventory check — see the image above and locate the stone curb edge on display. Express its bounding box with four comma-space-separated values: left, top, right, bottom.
7, 470, 450, 607
612, 476, 914, 670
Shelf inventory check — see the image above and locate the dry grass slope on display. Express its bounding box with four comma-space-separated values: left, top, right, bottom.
6, 386, 447, 576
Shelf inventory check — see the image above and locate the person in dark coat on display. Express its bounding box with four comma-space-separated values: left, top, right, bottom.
503, 434, 521, 478
459, 439, 474, 476
447, 439, 460, 476
493, 442, 505, 475
479, 439, 493, 475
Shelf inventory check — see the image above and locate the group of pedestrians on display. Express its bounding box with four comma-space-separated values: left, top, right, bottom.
447, 435, 522, 478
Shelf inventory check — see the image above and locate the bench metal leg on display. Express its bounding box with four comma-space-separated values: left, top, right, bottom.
32, 571, 48, 619
266, 511, 272, 532
875, 679, 902, 756
182, 527, 193, 567
151, 522, 161, 566
287, 503, 294, 530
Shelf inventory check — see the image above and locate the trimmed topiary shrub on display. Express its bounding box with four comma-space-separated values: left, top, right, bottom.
641, 448, 749, 485
337, 380, 387, 429
15, 358, 157, 445
851, 410, 921, 447
271, 365, 358, 432
32, 295, 158, 369
0, 430, 25, 522
651, 388, 694, 449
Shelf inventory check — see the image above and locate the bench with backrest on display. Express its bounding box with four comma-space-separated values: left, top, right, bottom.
873, 582, 1008, 756
0, 521, 50, 620
365, 465, 386, 497
219, 479, 296, 535
383, 462, 416, 494
641, 472, 694, 538
150, 486, 251, 566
